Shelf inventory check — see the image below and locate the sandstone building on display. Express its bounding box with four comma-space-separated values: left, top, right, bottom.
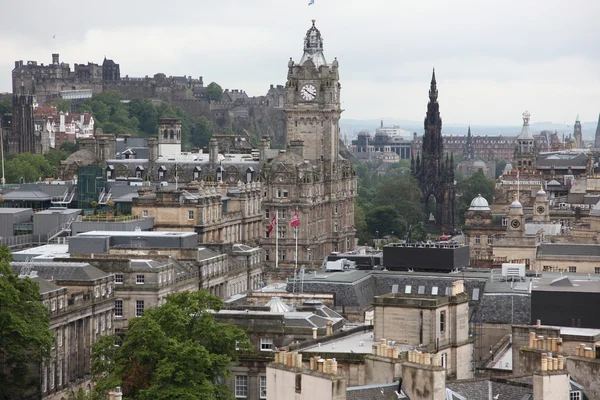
259, 20, 357, 266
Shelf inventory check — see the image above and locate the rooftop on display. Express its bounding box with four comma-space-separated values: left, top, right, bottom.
75, 230, 196, 238
301, 330, 413, 354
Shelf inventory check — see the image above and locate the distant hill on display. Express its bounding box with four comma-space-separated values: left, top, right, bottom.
341, 118, 599, 140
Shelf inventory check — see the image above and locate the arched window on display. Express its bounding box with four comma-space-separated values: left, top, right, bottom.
170, 129, 175, 139
163, 129, 168, 139
246, 167, 254, 183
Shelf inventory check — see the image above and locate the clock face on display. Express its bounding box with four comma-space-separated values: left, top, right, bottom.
510, 219, 521, 229
300, 84, 317, 101
537, 206, 545, 214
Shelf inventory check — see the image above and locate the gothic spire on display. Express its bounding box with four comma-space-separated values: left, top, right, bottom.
594, 113, 600, 148
300, 19, 327, 67
429, 68, 438, 102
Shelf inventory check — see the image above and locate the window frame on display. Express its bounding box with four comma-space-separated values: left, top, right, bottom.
115, 299, 123, 317
234, 375, 248, 398
115, 274, 124, 284
259, 375, 267, 399
260, 337, 274, 351
135, 300, 144, 317
136, 274, 145, 285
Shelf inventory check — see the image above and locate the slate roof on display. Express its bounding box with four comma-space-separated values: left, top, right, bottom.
11, 262, 110, 282
447, 378, 533, 400
537, 243, 600, 257
535, 152, 588, 169
471, 294, 531, 324
197, 247, 222, 261
32, 276, 64, 294
1, 190, 52, 201
346, 382, 404, 400
129, 259, 167, 271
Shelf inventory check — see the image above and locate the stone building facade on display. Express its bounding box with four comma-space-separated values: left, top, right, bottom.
12, 262, 114, 400
372, 280, 472, 380
462, 194, 505, 266
259, 20, 357, 267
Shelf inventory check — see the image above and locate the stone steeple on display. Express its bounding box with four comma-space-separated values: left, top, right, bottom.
412, 69, 455, 230
463, 126, 474, 160
573, 114, 583, 148
594, 113, 600, 148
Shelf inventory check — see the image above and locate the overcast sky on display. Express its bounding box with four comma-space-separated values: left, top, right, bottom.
1, 0, 598, 125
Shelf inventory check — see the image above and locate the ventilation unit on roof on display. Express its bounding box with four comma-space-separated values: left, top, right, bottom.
502, 263, 525, 281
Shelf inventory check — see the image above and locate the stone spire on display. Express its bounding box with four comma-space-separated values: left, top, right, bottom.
594, 113, 600, 148
463, 126, 474, 160
423, 68, 443, 157
299, 19, 327, 67
573, 114, 583, 148
517, 111, 533, 140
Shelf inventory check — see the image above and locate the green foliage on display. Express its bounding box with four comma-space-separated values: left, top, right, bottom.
456, 169, 495, 224
4, 153, 57, 183
60, 141, 80, 155
190, 116, 214, 149
53, 98, 72, 113
0, 99, 11, 116
205, 82, 224, 102
92, 291, 251, 400
353, 159, 425, 243
128, 99, 158, 136
495, 159, 507, 178
77, 91, 138, 135
44, 149, 68, 171
0, 246, 54, 399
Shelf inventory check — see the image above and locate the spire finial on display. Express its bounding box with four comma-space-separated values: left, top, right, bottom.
431, 68, 436, 84
312, 19, 316, 25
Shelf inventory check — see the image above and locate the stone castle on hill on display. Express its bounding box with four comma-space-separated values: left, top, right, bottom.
8, 53, 287, 153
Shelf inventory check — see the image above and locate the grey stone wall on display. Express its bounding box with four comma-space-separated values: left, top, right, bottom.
566, 357, 600, 400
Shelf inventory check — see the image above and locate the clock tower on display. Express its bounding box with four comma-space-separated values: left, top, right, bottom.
284, 19, 341, 163
507, 198, 525, 238
532, 187, 550, 223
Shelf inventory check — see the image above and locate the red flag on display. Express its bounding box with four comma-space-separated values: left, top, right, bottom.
290, 211, 300, 227
268, 214, 277, 234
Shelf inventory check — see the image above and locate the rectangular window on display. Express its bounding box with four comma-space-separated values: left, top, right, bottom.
115, 300, 123, 317
58, 297, 63, 309
595, 267, 600, 274
51, 299, 56, 311
136, 274, 145, 284
259, 375, 267, 399
282, 190, 289, 198
115, 274, 123, 284
502, 217, 509, 226
440, 311, 446, 332
295, 374, 302, 393
278, 249, 286, 261
135, 300, 144, 317
188, 210, 194, 220
487, 236, 493, 245
57, 328, 63, 347
570, 392, 581, 400
278, 209, 286, 219
431, 286, 438, 295
278, 226, 285, 239
265, 209, 270, 219
475, 235, 481, 245
472, 288, 480, 301
235, 375, 248, 398
404, 285, 412, 294
142, 210, 149, 217
568, 266, 577, 273
265, 250, 270, 261
260, 338, 274, 351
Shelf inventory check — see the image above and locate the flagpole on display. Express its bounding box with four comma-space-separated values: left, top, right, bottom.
517, 170, 520, 202
294, 207, 298, 271
275, 210, 279, 269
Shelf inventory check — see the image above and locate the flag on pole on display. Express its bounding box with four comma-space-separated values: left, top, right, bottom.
308, 0, 315, 5
268, 214, 277, 234
290, 211, 300, 227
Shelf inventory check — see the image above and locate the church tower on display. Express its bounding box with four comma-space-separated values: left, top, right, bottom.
284, 19, 341, 165
463, 126, 474, 161
412, 70, 456, 230
513, 111, 537, 171
573, 114, 582, 148
594, 113, 600, 149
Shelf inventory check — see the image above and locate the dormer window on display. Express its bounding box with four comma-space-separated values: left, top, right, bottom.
106, 165, 114, 179
216, 167, 224, 182
246, 167, 254, 183
193, 166, 201, 181
135, 166, 144, 179
158, 166, 167, 181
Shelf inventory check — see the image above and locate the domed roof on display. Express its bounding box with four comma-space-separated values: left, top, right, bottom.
473, 160, 486, 168
468, 194, 490, 211
271, 150, 305, 167
536, 188, 547, 196
265, 297, 290, 313
63, 149, 99, 166
510, 200, 523, 208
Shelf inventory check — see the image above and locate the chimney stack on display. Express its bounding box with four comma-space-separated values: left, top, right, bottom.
52, 53, 59, 65
209, 138, 219, 167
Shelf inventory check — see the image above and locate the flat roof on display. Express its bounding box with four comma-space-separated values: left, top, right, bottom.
75, 230, 197, 238
0, 207, 32, 213
301, 330, 414, 354
13, 244, 69, 255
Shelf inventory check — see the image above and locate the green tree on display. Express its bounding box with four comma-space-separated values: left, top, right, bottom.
44, 149, 68, 171
372, 175, 424, 226
0, 246, 54, 399
92, 291, 251, 400
52, 98, 72, 113
0, 99, 11, 116
366, 205, 406, 238
190, 116, 213, 149
354, 202, 369, 245
456, 169, 495, 224
77, 91, 138, 135
5, 153, 56, 183
128, 99, 158, 136
60, 141, 80, 155
205, 82, 224, 102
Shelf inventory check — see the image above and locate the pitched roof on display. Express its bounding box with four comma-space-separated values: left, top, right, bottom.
537, 243, 600, 257
1, 190, 52, 201
346, 382, 403, 400
11, 262, 110, 282
447, 378, 533, 400
471, 294, 531, 324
